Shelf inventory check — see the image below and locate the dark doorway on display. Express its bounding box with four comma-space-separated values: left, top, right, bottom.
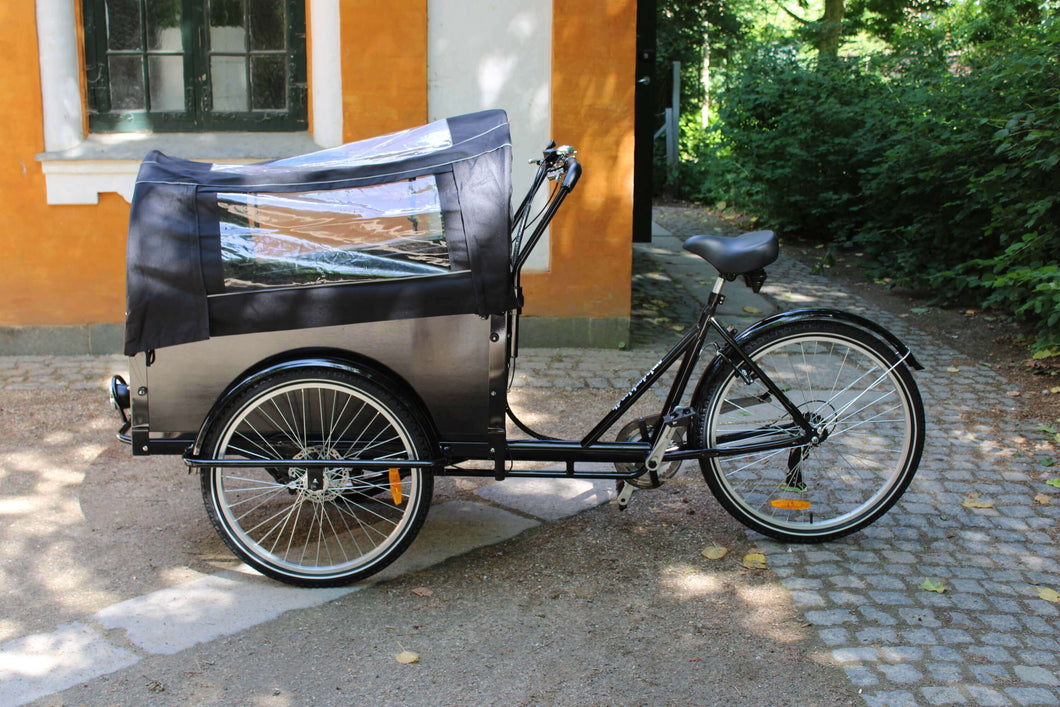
632, 0, 656, 243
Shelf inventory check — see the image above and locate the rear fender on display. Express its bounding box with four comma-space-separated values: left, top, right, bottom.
690, 308, 923, 413
192, 353, 438, 457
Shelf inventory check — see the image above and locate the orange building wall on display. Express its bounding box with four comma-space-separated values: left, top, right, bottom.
0, 3, 129, 327
1, 1, 632, 332
522, 0, 636, 320
340, 0, 428, 141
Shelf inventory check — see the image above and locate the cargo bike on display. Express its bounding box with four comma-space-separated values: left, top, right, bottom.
110, 110, 925, 587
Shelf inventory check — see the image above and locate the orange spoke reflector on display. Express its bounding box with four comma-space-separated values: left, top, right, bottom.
771, 498, 812, 510
389, 468, 403, 505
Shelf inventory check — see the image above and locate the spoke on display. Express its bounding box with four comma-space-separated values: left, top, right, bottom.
255, 399, 308, 457
226, 485, 292, 508
239, 419, 287, 460
320, 502, 351, 564
281, 496, 307, 562
722, 445, 791, 476
333, 494, 400, 538
330, 401, 371, 453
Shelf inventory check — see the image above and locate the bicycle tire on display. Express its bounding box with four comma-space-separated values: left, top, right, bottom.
200, 367, 434, 587
694, 319, 924, 542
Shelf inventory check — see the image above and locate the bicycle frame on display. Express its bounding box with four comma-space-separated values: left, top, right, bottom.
428, 150, 821, 484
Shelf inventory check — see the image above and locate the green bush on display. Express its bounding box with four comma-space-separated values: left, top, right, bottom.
692, 22, 1059, 353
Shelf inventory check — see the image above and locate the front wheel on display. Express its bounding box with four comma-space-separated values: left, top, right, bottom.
695, 320, 924, 542
200, 367, 434, 587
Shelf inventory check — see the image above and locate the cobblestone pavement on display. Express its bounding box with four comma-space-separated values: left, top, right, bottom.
2, 236, 1059, 706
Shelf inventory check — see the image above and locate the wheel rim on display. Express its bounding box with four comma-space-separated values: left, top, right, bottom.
209, 380, 423, 579
707, 333, 917, 535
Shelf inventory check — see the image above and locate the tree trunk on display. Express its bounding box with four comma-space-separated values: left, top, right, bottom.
816, 0, 845, 57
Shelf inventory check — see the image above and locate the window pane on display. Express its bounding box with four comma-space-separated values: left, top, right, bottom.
108, 56, 145, 110
251, 55, 286, 110
250, 0, 285, 50
149, 56, 185, 111
146, 0, 183, 51
210, 0, 247, 52
218, 178, 451, 291
211, 56, 248, 111
106, 0, 142, 51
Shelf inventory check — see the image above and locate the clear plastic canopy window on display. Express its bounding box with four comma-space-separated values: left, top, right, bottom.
218, 176, 452, 291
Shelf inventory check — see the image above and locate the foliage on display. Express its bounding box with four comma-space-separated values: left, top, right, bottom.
655, 0, 751, 119
674, 5, 1060, 352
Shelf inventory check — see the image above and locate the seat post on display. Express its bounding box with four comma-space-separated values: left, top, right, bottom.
708, 274, 727, 308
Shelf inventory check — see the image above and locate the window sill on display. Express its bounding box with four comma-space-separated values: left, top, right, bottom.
37, 131, 326, 205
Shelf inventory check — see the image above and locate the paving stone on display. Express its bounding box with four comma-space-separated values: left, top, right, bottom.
1015, 666, 1060, 686
963, 685, 1013, 707
920, 686, 968, 705
1005, 686, 1060, 706
843, 664, 879, 687
924, 662, 964, 683
864, 690, 919, 707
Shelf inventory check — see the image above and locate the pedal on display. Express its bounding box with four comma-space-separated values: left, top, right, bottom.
617, 480, 636, 510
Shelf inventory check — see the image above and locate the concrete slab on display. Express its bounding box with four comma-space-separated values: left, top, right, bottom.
474, 471, 617, 521
88, 501, 539, 655
0, 622, 139, 707
92, 570, 359, 655
375, 500, 540, 580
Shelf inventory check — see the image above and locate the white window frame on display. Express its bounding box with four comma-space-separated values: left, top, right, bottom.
36, 0, 343, 205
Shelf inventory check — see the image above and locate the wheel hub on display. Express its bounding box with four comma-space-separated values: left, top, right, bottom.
291, 447, 349, 503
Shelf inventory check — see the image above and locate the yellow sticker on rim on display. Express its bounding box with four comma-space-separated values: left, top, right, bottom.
770, 498, 812, 510
389, 468, 403, 505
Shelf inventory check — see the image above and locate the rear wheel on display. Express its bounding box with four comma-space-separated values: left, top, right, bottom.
200, 367, 434, 587
696, 321, 924, 542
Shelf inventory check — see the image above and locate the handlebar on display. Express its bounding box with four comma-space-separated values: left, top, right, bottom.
510, 141, 581, 276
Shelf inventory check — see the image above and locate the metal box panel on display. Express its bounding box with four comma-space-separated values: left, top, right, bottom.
142, 314, 490, 440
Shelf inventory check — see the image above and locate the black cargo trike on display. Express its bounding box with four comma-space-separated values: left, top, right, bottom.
110, 110, 925, 587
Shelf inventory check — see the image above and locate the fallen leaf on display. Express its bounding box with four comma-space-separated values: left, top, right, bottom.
410, 587, 434, 597
702, 546, 728, 560
921, 578, 946, 594
962, 498, 994, 509
395, 651, 420, 664
742, 553, 768, 570
946, 366, 960, 373
1047, 479, 1060, 488
671, 324, 686, 333
910, 307, 930, 314
1033, 493, 1051, 505
1037, 587, 1060, 603
742, 306, 763, 315
1007, 390, 1022, 397
1050, 386, 1060, 394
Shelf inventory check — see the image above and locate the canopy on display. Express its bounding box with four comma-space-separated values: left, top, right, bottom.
124, 110, 512, 355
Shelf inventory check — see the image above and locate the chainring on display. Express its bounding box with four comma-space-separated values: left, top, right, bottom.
614, 415, 683, 488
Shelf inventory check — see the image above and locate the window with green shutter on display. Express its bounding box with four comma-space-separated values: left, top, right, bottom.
82, 0, 307, 132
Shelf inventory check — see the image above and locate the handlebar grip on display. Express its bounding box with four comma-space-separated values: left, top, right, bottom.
561, 157, 581, 191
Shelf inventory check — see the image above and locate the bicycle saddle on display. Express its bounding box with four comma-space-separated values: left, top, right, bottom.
682, 230, 778, 275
